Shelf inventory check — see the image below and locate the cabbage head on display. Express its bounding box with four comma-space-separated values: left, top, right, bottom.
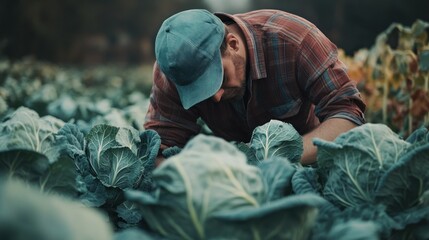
127, 134, 323, 240
314, 123, 411, 208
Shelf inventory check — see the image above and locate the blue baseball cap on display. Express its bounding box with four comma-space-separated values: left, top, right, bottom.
155, 9, 225, 110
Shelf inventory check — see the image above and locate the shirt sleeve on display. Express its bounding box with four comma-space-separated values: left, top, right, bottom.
144, 62, 201, 149
296, 27, 366, 125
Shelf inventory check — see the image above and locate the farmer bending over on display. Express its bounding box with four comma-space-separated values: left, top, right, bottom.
144, 9, 366, 165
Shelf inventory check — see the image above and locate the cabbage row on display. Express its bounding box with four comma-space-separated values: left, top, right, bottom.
0, 106, 428, 240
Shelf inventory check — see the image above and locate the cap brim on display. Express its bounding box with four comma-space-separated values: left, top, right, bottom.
175, 50, 223, 110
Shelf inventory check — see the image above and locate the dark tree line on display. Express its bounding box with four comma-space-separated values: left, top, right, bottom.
255, 0, 429, 56
0, 0, 428, 65
0, 0, 207, 65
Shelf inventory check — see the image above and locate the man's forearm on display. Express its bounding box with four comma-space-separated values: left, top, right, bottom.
301, 118, 358, 165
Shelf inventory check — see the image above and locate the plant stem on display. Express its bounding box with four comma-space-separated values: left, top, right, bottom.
425, 74, 429, 124
383, 77, 388, 124
409, 96, 413, 136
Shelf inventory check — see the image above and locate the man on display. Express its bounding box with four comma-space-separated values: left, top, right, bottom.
144, 9, 366, 165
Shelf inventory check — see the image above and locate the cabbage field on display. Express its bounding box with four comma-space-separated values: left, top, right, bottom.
0, 20, 428, 240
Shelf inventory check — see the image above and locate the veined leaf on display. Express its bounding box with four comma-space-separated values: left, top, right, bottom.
127, 135, 266, 239
292, 167, 322, 195
39, 155, 78, 197
126, 135, 323, 240
56, 123, 90, 175
57, 123, 86, 155
136, 129, 161, 191
116, 127, 140, 155
405, 126, 429, 144
77, 174, 108, 207
0, 107, 64, 163
314, 123, 410, 208
0, 149, 49, 182
233, 141, 258, 165
87, 124, 119, 175
319, 145, 381, 208
116, 200, 143, 224
375, 144, 429, 213
98, 147, 143, 189
137, 129, 161, 164
250, 120, 303, 163
258, 157, 296, 201
208, 194, 323, 240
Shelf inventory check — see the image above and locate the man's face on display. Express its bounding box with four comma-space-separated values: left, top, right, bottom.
212, 51, 247, 102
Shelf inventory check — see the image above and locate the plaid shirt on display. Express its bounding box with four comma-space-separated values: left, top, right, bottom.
144, 9, 366, 149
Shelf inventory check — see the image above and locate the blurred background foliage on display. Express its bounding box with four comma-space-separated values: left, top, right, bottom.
0, 0, 428, 66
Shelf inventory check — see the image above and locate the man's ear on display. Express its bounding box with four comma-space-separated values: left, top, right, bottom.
226, 33, 240, 52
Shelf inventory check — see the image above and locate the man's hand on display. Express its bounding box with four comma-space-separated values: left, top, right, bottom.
301, 118, 358, 165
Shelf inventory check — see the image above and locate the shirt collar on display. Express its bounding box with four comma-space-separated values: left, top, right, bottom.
214, 12, 267, 81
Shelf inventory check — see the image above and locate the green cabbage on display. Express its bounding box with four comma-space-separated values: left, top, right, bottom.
127, 134, 323, 240
250, 120, 303, 163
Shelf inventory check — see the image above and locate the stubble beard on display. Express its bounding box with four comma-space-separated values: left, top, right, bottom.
223, 53, 247, 101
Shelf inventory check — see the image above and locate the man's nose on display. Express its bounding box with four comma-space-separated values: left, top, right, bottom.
212, 88, 224, 102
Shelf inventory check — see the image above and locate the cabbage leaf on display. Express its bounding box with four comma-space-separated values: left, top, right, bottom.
0, 106, 64, 163
314, 123, 411, 208
375, 143, 429, 213
87, 124, 120, 175
98, 147, 142, 189
127, 134, 321, 240
250, 120, 303, 163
